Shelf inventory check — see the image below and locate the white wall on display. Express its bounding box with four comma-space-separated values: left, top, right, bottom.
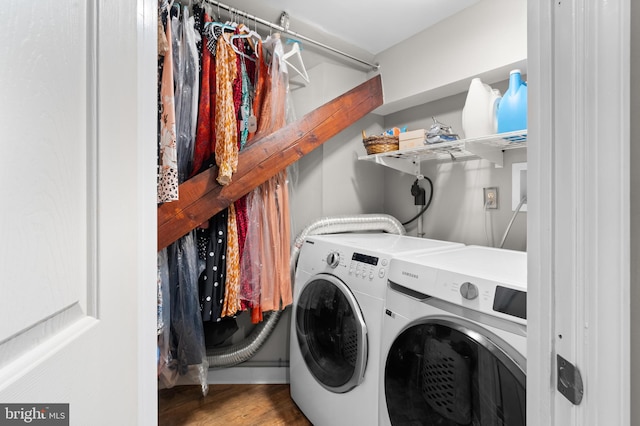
289, 62, 385, 232
630, 1, 639, 424
372, 0, 527, 115
372, 0, 528, 250
383, 79, 527, 251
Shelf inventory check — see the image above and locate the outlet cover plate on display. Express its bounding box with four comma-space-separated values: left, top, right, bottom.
484, 187, 498, 209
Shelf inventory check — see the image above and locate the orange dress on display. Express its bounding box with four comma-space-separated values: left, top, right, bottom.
221, 203, 241, 317
254, 35, 293, 312
211, 32, 243, 317
214, 33, 238, 186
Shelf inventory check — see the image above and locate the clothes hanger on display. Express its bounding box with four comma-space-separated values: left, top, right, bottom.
203, 20, 234, 55
159, 0, 170, 13
202, 1, 214, 20
229, 32, 257, 62
236, 23, 262, 51
206, 21, 236, 33
168, 0, 180, 19
238, 23, 262, 42
225, 7, 238, 28
206, 20, 255, 62
282, 41, 310, 83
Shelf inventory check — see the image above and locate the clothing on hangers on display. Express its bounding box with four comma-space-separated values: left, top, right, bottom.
246, 34, 293, 313
158, 12, 179, 203
221, 203, 241, 317
213, 31, 238, 185
196, 209, 228, 323
191, 12, 216, 177
231, 28, 252, 311
172, 7, 201, 183
158, 5, 300, 378
246, 38, 267, 143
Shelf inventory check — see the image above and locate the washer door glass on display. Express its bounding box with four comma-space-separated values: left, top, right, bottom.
384, 318, 525, 425
296, 273, 367, 393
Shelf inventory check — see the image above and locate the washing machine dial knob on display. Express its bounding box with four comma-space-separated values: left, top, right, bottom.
326, 252, 340, 268
460, 282, 478, 300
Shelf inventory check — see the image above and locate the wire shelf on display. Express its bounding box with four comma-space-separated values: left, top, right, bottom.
358, 130, 527, 173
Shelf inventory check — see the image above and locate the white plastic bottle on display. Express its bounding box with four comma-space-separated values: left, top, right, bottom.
461, 77, 502, 139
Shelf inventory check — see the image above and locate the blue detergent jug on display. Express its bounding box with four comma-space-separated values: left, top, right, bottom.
497, 69, 527, 133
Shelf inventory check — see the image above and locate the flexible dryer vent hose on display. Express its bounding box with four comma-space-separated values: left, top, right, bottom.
206, 214, 406, 368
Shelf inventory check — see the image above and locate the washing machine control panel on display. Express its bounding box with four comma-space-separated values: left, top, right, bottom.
300, 236, 410, 300
352, 252, 379, 266
346, 252, 388, 282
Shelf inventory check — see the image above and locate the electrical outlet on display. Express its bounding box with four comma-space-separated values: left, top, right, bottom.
484, 187, 498, 209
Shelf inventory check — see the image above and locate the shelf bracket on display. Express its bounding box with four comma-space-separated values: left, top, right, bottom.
465, 141, 504, 167
369, 155, 420, 175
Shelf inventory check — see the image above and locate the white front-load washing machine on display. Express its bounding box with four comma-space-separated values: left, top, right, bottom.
380, 246, 527, 426
290, 233, 463, 426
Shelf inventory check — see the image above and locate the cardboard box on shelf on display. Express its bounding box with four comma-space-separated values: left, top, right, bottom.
399, 129, 427, 150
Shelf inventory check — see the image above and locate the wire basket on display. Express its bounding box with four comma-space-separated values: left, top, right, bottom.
363, 134, 399, 155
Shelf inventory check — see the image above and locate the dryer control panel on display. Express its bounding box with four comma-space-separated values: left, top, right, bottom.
387, 246, 527, 325
430, 272, 526, 324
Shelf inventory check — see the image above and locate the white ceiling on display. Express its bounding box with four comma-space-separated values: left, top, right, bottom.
220, 0, 480, 55
264, 0, 480, 54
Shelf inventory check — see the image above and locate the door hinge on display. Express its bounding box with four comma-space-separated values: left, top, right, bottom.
557, 354, 584, 405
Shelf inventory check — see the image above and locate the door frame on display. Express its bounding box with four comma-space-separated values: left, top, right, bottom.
134, 0, 159, 423
138, 0, 633, 423
528, 0, 630, 425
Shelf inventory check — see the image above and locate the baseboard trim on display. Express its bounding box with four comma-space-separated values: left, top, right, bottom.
207, 365, 290, 384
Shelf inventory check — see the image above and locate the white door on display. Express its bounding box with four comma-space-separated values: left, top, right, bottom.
0, 1, 157, 425
528, 0, 630, 424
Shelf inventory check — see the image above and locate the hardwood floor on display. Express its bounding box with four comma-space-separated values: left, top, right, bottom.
158, 384, 312, 426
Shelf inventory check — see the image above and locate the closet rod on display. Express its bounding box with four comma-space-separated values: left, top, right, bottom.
203, 0, 380, 71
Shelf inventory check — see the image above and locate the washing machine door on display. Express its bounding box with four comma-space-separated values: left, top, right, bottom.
295, 273, 368, 393
384, 317, 526, 426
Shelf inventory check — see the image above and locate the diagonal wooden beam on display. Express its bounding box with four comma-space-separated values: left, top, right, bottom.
157, 74, 383, 250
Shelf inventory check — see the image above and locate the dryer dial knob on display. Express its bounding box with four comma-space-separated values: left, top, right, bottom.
460, 282, 479, 300
326, 252, 340, 268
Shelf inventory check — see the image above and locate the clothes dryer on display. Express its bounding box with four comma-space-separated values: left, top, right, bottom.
380, 246, 527, 426
290, 233, 463, 426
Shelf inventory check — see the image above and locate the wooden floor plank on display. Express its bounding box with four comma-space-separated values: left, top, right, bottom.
159, 385, 312, 426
